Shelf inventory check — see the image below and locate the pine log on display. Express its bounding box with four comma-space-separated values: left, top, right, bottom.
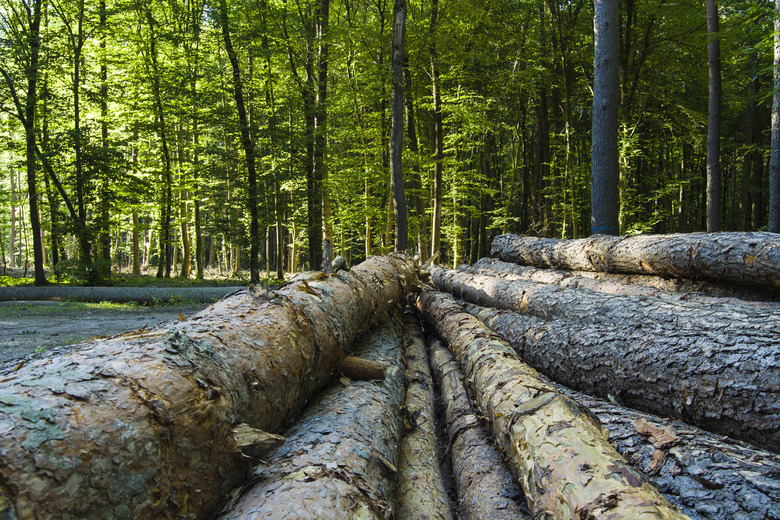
560, 390, 780, 520
462, 302, 780, 453
466, 257, 780, 304
0, 254, 417, 520
416, 288, 689, 519
217, 316, 405, 520
491, 232, 780, 289
427, 337, 531, 520
395, 312, 454, 520
431, 265, 780, 337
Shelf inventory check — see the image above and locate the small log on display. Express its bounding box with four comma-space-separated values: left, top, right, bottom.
427, 337, 531, 520
395, 312, 454, 520
465, 257, 780, 304
463, 302, 780, 453
0, 254, 417, 519
491, 232, 780, 289
217, 316, 406, 519
417, 289, 689, 519
431, 265, 779, 336
336, 356, 386, 380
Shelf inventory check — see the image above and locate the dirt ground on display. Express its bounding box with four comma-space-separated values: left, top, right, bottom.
0, 301, 210, 370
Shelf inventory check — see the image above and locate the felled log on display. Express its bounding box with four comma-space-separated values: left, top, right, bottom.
427, 337, 531, 520
560, 389, 780, 520
491, 232, 780, 289
465, 257, 780, 304
463, 302, 780, 452
0, 254, 417, 519
416, 289, 688, 519
395, 312, 454, 520
217, 316, 405, 520
431, 265, 780, 336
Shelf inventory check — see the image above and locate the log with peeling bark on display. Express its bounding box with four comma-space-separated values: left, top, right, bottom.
416, 288, 689, 520
0, 254, 417, 520
559, 390, 780, 520
465, 257, 780, 304
462, 302, 780, 453
491, 232, 780, 289
427, 337, 531, 520
217, 316, 405, 520
395, 312, 454, 520
431, 265, 780, 337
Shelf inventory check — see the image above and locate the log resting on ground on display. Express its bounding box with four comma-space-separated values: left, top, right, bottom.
431, 265, 780, 337
217, 316, 406, 520
416, 288, 689, 519
395, 312, 454, 520
462, 302, 780, 453
465, 257, 780, 304
560, 389, 780, 520
491, 232, 780, 289
427, 337, 531, 520
0, 254, 417, 520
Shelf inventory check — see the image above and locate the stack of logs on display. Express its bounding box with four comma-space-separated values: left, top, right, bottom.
0, 232, 778, 519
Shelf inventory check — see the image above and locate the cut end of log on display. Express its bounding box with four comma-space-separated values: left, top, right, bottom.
336, 356, 387, 380
232, 424, 286, 459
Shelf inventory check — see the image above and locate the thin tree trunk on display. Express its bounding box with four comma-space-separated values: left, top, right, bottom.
395, 312, 453, 519
770, 0, 780, 232
390, 0, 408, 253
428, 338, 531, 520
462, 301, 780, 453
491, 232, 780, 289
0, 255, 417, 519
403, 54, 427, 262
416, 289, 688, 519
429, 0, 443, 260
706, 0, 722, 232
217, 316, 405, 520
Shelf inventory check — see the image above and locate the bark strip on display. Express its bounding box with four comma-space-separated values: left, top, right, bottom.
416, 288, 689, 520
217, 316, 406, 520
395, 312, 453, 520
0, 254, 417, 519
462, 302, 780, 452
491, 232, 780, 289
466, 257, 780, 304
427, 337, 531, 520
431, 266, 780, 337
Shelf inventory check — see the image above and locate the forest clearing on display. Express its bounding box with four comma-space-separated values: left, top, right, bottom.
0, 232, 777, 519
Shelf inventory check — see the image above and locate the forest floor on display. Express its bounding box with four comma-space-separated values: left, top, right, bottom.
0, 300, 210, 370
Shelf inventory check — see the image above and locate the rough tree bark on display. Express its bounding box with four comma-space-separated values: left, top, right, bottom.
491, 232, 780, 289
462, 302, 780, 453
557, 389, 780, 520
465, 257, 780, 303
431, 266, 780, 337
428, 338, 531, 520
416, 289, 688, 519
0, 255, 417, 519
217, 316, 405, 519
395, 313, 453, 520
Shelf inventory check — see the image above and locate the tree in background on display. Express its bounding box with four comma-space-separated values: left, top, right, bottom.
389, 0, 407, 252
771, 0, 780, 233
706, 0, 722, 232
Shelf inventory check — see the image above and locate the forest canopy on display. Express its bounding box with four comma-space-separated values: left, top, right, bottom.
0, 0, 777, 285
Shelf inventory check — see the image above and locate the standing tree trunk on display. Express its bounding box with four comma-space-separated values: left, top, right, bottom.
770, 0, 780, 232
0, 255, 417, 519
706, 0, 721, 232
390, 0, 408, 252
403, 54, 427, 262
591, 0, 620, 235
416, 289, 688, 519
429, 0, 443, 260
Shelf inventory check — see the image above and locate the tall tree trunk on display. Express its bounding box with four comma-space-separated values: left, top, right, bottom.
770, 0, 780, 232
416, 289, 688, 519
403, 54, 427, 262
591, 0, 620, 235
0, 255, 417, 519
429, 0, 443, 260
706, 0, 721, 232
390, 0, 407, 252
98, 0, 111, 268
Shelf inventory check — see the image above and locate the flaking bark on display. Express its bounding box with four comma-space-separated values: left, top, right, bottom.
465, 257, 780, 304
427, 337, 531, 520
431, 266, 780, 337
417, 289, 689, 520
217, 316, 405, 519
462, 302, 780, 452
491, 232, 780, 289
0, 254, 417, 519
395, 312, 454, 520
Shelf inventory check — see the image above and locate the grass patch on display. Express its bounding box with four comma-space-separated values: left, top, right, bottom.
0, 299, 203, 317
